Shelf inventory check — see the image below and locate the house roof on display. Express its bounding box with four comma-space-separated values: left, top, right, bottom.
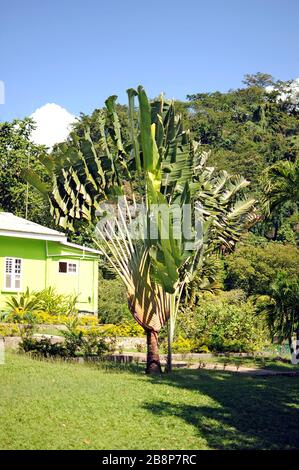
0, 212, 101, 255
0, 212, 67, 241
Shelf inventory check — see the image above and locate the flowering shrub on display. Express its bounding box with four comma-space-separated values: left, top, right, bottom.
6, 310, 99, 326
75, 322, 144, 338
172, 336, 196, 354
34, 311, 69, 324
98, 322, 144, 337
170, 336, 210, 354
77, 315, 99, 326
2, 304, 144, 340
0, 323, 20, 337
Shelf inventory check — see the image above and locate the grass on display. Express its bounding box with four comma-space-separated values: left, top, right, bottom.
1, 352, 298, 450
112, 349, 299, 372
196, 355, 299, 371
36, 325, 65, 336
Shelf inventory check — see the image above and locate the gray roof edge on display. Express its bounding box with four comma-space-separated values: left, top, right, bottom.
60, 241, 102, 255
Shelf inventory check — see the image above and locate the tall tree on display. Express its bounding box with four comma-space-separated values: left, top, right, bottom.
0, 118, 52, 225
24, 87, 255, 373
242, 72, 275, 88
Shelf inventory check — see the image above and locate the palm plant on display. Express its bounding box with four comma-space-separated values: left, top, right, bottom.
6, 288, 41, 321
262, 158, 299, 214
257, 271, 299, 363
37, 287, 78, 316
24, 87, 255, 373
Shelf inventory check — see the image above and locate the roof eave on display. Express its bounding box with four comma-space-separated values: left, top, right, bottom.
60, 240, 102, 255
0, 230, 67, 243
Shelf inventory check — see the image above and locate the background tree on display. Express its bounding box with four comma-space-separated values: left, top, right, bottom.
186, 77, 299, 194
256, 271, 299, 363
0, 118, 52, 225
225, 234, 299, 296
242, 72, 275, 88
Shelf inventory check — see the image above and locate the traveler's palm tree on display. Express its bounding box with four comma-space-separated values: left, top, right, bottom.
24, 87, 255, 372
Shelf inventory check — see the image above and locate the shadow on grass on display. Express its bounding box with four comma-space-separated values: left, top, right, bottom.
18, 351, 145, 375
18, 352, 299, 449
144, 369, 299, 450
204, 354, 298, 371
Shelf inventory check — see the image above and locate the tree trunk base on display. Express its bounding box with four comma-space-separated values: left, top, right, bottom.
146, 330, 162, 374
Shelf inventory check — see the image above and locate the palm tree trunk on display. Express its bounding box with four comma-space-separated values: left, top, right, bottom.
166, 329, 173, 373
146, 330, 162, 374
165, 324, 173, 373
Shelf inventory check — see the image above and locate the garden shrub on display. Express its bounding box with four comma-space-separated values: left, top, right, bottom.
20, 325, 115, 358
98, 276, 131, 324
97, 321, 144, 337
0, 323, 20, 337
176, 291, 269, 353
20, 337, 67, 357
172, 336, 196, 354
30, 311, 69, 325
78, 315, 99, 326
76, 322, 144, 338
34, 287, 78, 316
5, 287, 78, 318
6, 310, 99, 326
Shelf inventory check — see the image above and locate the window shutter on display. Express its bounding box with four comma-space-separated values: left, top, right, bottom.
68, 263, 77, 273
5, 258, 12, 289
14, 259, 22, 289
4, 258, 22, 290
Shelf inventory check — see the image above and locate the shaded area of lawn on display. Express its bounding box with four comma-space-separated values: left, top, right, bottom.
0, 353, 298, 450
145, 370, 299, 449
196, 355, 299, 371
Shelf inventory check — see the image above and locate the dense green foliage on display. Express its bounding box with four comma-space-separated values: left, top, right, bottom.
1, 74, 298, 354
185, 81, 299, 192
19, 320, 114, 358
98, 275, 131, 324
225, 235, 299, 295
256, 272, 299, 356
175, 290, 269, 353
0, 119, 53, 225
3, 287, 78, 317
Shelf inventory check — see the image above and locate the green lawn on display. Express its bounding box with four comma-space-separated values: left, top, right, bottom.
195, 355, 299, 371
36, 325, 65, 336
0, 352, 298, 450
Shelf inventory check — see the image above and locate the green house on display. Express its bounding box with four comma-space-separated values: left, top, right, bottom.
0, 212, 100, 314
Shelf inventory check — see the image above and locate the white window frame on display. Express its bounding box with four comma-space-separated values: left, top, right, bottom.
3, 257, 22, 291
58, 261, 78, 275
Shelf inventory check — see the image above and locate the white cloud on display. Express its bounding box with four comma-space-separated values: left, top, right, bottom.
30, 103, 76, 148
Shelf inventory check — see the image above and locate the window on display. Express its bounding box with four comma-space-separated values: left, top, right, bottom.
68, 263, 77, 273
58, 262, 67, 273
58, 261, 77, 274
4, 257, 22, 290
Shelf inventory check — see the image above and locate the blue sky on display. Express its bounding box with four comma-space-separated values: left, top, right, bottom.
1, 0, 298, 121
